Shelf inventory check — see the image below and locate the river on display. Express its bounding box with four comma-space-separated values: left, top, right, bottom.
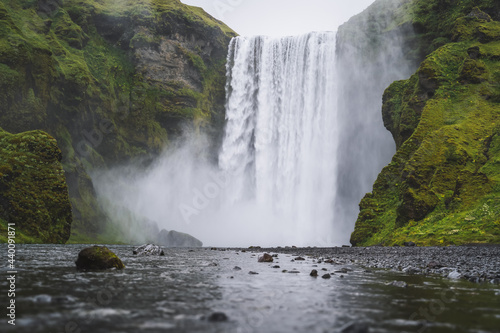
0, 244, 499, 333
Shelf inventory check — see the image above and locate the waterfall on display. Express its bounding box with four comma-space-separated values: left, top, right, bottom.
219, 32, 338, 245
93, 20, 414, 247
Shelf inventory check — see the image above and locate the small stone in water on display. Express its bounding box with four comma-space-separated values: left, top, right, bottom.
207, 312, 228, 322
233, 266, 242, 271
322, 274, 331, 279
258, 253, 274, 262
295, 257, 306, 261
390, 280, 408, 288
310, 269, 318, 277
272, 265, 280, 269
249, 271, 259, 275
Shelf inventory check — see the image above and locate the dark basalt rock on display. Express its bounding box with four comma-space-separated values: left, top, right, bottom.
258, 253, 274, 262
75, 246, 124, 270
207, 312, 228, 322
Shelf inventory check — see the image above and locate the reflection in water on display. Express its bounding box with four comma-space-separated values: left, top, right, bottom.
0, 245, 498, 333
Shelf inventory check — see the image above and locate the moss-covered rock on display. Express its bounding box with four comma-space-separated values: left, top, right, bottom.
75, 245, 124, 270
0, 128, 72, 243
0, 0, 236, 243
351, 1, 500, 246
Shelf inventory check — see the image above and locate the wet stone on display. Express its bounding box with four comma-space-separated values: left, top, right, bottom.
207, 312, 228, 322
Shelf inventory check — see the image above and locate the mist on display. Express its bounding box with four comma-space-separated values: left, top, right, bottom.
93, 0, 416, 247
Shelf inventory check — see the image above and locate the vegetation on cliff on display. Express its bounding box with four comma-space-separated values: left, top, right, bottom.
350, 1, 500, 246
0, 0, 235, 242
0, 128, 72, 243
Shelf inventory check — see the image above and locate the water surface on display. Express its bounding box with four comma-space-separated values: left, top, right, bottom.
1, 245, 499, 333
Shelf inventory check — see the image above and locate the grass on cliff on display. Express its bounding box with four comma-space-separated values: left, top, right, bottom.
352, 13, 500, 246
0, 129, 72, 243
0, 0, 235, 243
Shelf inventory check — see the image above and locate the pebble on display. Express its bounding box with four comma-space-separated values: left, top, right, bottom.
310, 269, 318, 277
246, 245, 500, 284
390, 280, 408, 288
207, 312, 228, 322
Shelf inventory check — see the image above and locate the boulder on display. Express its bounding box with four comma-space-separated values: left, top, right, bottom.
133, 244, 165, 256
258, 253, 274, 262
75, 246, 124, 270
157, 229, 203, 248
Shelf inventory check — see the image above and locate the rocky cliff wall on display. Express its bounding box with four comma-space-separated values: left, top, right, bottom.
347, 0, 500, 246
0, 0, 236, 242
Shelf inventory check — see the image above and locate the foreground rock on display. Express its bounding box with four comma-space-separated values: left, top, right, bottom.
75, 246, 124, 270
157, 229, 203, 248
133, 244, 165, 256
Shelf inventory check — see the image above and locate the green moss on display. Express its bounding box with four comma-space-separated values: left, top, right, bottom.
0, 0, 235, 243
75, 245, 125, 270
351, 5, 500, 246
0, 128, 72, 243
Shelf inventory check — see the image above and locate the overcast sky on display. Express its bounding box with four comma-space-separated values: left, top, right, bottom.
180, 0, 376, 36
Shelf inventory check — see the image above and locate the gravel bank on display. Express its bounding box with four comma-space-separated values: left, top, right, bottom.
241, 245, 500, 284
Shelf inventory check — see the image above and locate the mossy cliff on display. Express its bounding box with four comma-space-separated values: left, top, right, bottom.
349, 0, 500, 246
0, 128, 72, 243
0, 0, 235, 242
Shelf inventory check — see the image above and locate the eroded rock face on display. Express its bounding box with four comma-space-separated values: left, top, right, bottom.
0, 0, 236, 243
350, 1, 500, 247
75, 246, 124, 270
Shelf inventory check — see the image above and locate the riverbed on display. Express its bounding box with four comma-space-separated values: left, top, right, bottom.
0, 245, 499, 333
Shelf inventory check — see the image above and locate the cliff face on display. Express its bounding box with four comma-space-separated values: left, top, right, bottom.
349, 0, 500, 246
0, 0, 235, 242
0, 128, 72, 243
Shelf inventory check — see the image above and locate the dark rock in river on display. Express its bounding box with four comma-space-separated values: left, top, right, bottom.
75, 246, 124, 270
207, 312, 228, 322
157, 229, 203, 248
133, 244, 165, 256
258, 253, 274, 262
310, 269, 318, 277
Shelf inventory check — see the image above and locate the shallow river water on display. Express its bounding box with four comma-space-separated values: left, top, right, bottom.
1, 245, 499, 333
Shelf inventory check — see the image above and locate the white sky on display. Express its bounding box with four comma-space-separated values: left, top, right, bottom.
180, 0, 376, 37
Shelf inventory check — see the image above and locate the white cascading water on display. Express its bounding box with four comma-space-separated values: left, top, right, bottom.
219, 32, 338, 245
93, 23, 412, 247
